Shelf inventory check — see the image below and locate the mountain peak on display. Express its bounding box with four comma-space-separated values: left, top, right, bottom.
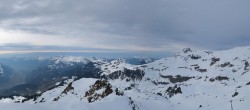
182, 47, 193, 53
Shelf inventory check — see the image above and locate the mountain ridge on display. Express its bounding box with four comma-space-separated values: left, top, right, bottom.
0, 46, 250, 110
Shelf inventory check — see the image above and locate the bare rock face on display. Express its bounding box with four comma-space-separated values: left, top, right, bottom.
105, 68, 145, 81
53, 82, 75, 102
188, 54, 201, 60
210, 57, 220, 66
85, 80, 113, 103
160, 74, 194, 83
182, 48, 192, 53
191, 64, 207, 73
115, 88, 124, 96
62, 82, 74, 94
232, 92, 239, 97
165, 85, 182, 98
244, 61, 249, 70
209, 76, 229, 82
219, 62, 234, 68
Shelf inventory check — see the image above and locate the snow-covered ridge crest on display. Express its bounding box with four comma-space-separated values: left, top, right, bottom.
176, 46, 250, 59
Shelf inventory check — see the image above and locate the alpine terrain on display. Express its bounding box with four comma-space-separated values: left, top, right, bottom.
0, 46, 250, 110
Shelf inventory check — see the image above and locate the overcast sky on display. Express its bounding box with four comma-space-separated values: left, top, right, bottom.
0, 0, 250, 57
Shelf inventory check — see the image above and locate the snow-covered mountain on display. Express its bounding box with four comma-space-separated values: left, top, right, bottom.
0, 46, 250, 110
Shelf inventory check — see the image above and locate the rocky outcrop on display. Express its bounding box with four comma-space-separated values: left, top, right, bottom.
219, 62, 234, 68
62, 82, 74, 94
191, 64, 207, 73
189, 54, 201, 60
105, 68, 145, 81
160, 74, 194, 83
210, 57, 220, 66
209, 76, 229, 82
165, 85, 182, 98
244, 61, 249, 71
85, 80, 113, 103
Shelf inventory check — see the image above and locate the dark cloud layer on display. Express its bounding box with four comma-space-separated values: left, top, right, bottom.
0, 0, 250, 54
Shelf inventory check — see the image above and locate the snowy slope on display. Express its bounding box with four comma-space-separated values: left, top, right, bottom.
1, 46, 250, 110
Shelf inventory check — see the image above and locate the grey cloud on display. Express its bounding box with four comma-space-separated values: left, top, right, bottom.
0, 0, 250, 52
0, 43, 105, 52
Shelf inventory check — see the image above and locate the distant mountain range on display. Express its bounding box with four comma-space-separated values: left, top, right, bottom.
0, 46, 250, 110
0, 56, 155, 97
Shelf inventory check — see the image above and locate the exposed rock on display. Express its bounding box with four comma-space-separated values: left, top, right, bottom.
105, 68, 145, 81
160, 75, 193, 83
157, 93, 162, 96
21, 94, 42, 103
62, 82, 74, 94
165, 85, 182, 98
232, 92, 239, 97
197, 69, 207, 73
246, 82, 250, 85
115, 88, 124, 96
124, 87, 132, 91
232, 69, 237, 73
210, 57, 220, 66
215, 76, 229, 81
199, 105, 203, 108
52, 83, 75, 102
191, 64, 207, 73
219, 62, 234, 68
85, 80, 113, 103
128, 97, 138, 110
39, 98, 45, 103
205, 51, 213, 54
53, 96, 60, 101
244, 61, 249, 70
209, 78, 215, 82
182, 48, 192, 53
157, 81, 169, 85
209, 76, 229, 82
189, 54, 201, 60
